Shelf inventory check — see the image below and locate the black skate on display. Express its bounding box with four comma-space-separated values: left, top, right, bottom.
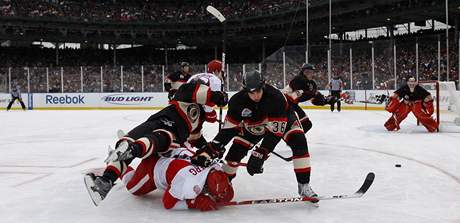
84, 173, 113, 206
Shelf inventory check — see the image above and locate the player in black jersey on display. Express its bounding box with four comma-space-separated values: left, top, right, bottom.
384, 77, 438, 132
85, 80, 228, 203
193, 71, 318, 199
282, 63, 335, 132
164, 62, 193, 100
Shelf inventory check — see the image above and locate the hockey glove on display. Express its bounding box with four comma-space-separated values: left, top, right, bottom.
167, 90, 176, 100
191, 141, 225, 167
247, 147, 269, 176
211, 91, 228, 107
386, 96, 400, 113
311, 92, 327, 106
205, 110, 218, 123
324, 95, 337, 105
188, 193, 218, 211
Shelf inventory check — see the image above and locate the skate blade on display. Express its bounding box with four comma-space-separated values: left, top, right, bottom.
84, 175, 103, 206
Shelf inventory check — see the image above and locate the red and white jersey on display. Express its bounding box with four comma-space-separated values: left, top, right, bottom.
187, 73, 222, 113
154, 148, 221, 207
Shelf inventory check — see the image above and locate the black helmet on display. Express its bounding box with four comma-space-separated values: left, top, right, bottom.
243, 70, 264, 92
300, 63, 315, 72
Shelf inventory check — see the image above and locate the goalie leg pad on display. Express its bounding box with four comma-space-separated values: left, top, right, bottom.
412, 102, 438, 132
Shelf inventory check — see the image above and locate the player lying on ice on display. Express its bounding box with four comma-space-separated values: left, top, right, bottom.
384, 77, 438, 132
87, 145, 234, 211
84, 60, 229, 207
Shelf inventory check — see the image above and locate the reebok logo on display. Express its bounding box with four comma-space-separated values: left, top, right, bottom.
45, 95, 85, 104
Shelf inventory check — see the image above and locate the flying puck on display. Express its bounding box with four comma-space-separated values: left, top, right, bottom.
395, 164, 402, 167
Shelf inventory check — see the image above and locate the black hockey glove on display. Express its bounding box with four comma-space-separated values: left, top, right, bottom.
167, 90, 177, 100
247, 147, 269, 176
324, 95, 337, 105
191, 141, 225, 167
211, 91, 228, 107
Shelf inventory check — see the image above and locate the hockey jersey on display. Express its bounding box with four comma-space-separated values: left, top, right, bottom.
149, 82, 218, 144
394, 85, 430, 102
154, 148, 222, 210
214, 84, 291, 150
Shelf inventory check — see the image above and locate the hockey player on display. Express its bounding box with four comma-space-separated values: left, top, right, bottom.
85, 147, 234, 211
192, 70, 318, 199
186, 61, 224, 124
6, 85, 26, 111
164, 62, 193, 100
282, 63, 335, 132
384, 77, 438, 132
84, 61, 228, 204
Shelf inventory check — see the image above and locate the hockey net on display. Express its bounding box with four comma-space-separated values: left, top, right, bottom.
418, 81, 460, 130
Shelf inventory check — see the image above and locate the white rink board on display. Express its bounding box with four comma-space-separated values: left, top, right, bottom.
1, 90, 459, 110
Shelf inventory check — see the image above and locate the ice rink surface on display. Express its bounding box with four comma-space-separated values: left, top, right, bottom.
1, 109, 460, 223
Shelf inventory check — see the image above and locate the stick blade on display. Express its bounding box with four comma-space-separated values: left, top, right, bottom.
355, 172, 375, 195
206, 5, 226, 22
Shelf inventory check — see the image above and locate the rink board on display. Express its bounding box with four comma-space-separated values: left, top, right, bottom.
1, 90, 458, 111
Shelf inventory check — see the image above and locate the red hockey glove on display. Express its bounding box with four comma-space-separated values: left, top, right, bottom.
188, 193, 218, 211
424, 100, 434, 115
385, 96, 400, 113
205, 110, 217, 123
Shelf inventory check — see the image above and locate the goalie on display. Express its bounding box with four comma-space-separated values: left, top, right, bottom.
384, 77, 438, 132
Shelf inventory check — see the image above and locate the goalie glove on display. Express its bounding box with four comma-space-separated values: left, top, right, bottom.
246, 147, 269, 176
385, 96, 400, 113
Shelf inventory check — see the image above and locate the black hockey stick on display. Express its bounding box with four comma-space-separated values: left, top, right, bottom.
220, 172, 375, 207
271, 151, 293, 162
207, 5, 226, 131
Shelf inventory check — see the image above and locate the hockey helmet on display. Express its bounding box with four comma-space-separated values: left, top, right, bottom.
243, 70, 265, 92
206, 169, 234, 202
207, 59, 223, 73
300, 63, 315, 72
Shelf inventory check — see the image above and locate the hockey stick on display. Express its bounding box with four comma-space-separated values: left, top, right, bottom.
206, 5, 226, 131
220, 172, 375, 207
271, 151, 293, 162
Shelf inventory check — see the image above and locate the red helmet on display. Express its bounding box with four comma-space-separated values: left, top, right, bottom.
206, 169, 234, 202
207, 59, 222, 73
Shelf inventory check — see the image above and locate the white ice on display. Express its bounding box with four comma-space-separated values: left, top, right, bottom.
1, 109, 460, 223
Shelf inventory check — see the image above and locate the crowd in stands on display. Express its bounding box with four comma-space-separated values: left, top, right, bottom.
0, 0, 303, 23
0, 34, 458, 93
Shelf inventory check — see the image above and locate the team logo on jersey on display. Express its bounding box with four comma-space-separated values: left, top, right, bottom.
193, 185, 201, 195
244, 124, 265, 136
186, 104, 200, 122
241, 108, 252, 117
